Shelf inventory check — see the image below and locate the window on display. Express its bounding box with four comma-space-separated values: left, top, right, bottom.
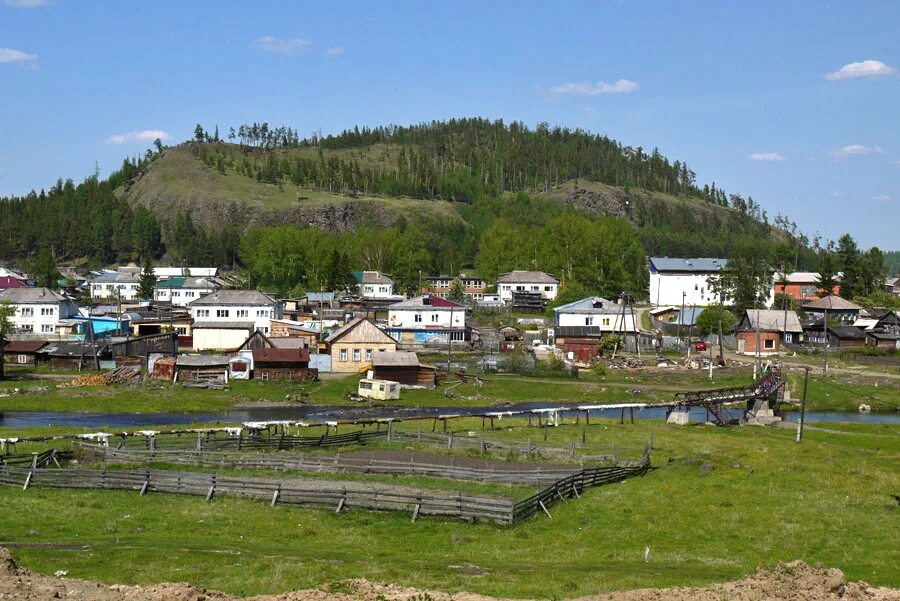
261, 371, 269, 381
236, 309, 249, 318
359, 381, 372, 390
196, 309, 210, 318
431, 313, 439, 323
764, 339, 775, 350
17, 355, 27, 364
256, 309, 270, 317
172, 291, 181, 297
20, 307, 33, 317
365, 349, 372, 361
41, 324, 54, 333
532, 286, 539, 292
216, 309, 229, 318
602, 318, 610, 326
339, 349, 348, 361
352, 348, 361, 361
585, 317, 593, 326
414, 314, 422, 323
41, 307, 55, 316
785, 333, 793, 343
451, 331, 465, 341
544, 286, 552, 292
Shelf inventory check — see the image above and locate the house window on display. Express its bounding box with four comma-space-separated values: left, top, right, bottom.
365, 349, 372, 361
41, 324, 54, 333
414, 314, 422, 323
41, 307, 55, 316
256, 309, 270, 317
785, 333, 793, 343
544, 286, 552, 292
352, 348, 361, 361
17, 355, 27, 364
764, 339, 775, 350
602, 318, 610, 326
236, 309, 249, 318
431, 314, 439, 323
339, 349, 348, 361
217, 309, 229, 318
197, 309, 210, 317
172, 291, 181, 297
585, 317, 593, 326
359, 381, 372, 390
20, 308, 33, 316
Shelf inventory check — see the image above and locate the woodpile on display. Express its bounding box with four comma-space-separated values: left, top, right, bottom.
59, 366, 143, 387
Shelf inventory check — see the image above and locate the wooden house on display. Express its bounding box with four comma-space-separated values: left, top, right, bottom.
325, 317, 397, 373
1, 340, 49, 367
175, 355, 231, 383
35, 342, 100, 370
734, 310, 803, 355
251, 347, 311, 382
370, 351, 436, 387
801, 295, 862, 324
866, 331, 900, 350
825, 325, 867, 348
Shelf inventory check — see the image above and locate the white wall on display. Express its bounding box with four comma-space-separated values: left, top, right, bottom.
8, 301, 77, 334
387, 308, 466, 329
361, 283, 395, 298
154, 287, 215, 307
192, 328, 250, 351
556, 311, 637, 332
91, 282, 141, 301
189, 303, 281, 334
649, 272, 721, 307
498, 282, 558, 302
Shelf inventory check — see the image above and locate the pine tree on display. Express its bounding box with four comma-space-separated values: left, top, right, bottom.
138, 257, 156, 300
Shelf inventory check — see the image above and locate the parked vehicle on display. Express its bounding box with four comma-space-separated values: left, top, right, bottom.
694, 340, 708, 351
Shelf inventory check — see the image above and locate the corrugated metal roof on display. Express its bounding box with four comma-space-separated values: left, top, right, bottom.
372, 350, 420, 367
192, 320, 255, 330
176, 355, 231, 367
389, 294, 465, 310
802, 295, 862, 311
553, 296, 618, 314
496, 271, 558, 284
353, 271, 394, 285
649, 257, 726, 273
0, 287, 71, 304
189, 290, 278, 306
739, 310, 803, 333
2, 340, 49, 353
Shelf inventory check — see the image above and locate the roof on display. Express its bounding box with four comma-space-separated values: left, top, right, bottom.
353, 271, 394, 285
852, 318, 880, 331
0, 277, 28, 289
553, 297, 619, 314
304, 291, 336, 302
251, 347, 310, 364
90, 271, 140, 284
1, 340, 49, 353
673, 307, 704, 326
268, 337, 312, 349
649, 257, 726, 273
371, 350, 420, 367
325, 317, 396, 345
176, 355, 231, 367
554, 326, 604, 338
867, 332, 900, 341
827, 325, 867, 340
189, 290, 278, 306
0, 287, 70, 304
36, 342, 95, 357
496, 271, 558, 284
739, 310, 803, 333
191, 320, 255, 330
155, 276, 218, 290
802, 295, 862, 311
777, 271, 840, 284
389, 294, 465, 310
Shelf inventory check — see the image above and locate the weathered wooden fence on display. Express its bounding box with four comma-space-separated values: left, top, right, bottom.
0, 465, 516, 524
0, 449, 61, 469
90, 446, 582, 485
111, 428, 389, 452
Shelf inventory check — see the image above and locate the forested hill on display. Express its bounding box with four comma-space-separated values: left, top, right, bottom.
1, 118, 824, 296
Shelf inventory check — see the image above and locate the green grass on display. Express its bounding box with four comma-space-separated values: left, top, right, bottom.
1, 419, 897, 597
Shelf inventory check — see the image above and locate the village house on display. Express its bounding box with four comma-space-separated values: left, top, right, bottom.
801, 295, 862, 324
89, 271, 142, 301
423, 273, 488, 301
0, 287, 79, 335
0, 276, 29, 290
552, 297, 638, 361
649, 257, 732, 307
153, 276, 220, 307
386, 294, 468, 345
867, 331, 900, 350
370, 350, 437, 387
1, 340, 48, 366
354, 271, 397, 299
496, 271, 559, 303
733, 309, 803, 355
325, 317, 397, 373
35, 342, 100, 370
187, 290, 281, 351
883, 277, 900, 296
773, 271, 841, 302
251, 347, 311, 382
268, 319, 319, 347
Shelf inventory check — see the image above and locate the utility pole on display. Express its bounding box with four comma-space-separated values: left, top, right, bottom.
717, 293, 725, 366
796, 367, 809, 442
448, 304, 453, 371
755, 307, 761, 376
823, 308, 829, 376
676, 291, 685, 347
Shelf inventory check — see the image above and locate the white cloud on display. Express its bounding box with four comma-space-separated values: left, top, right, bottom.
548, 79, 640, 96
871, 194, 892, 202
893, 159, 900, 165
4, 0, 47, 6
105, 129, 170, 145
749, 152, 786, 162
325, 46, 344, 57
256, 36, 311, 55
833, 144, 884, 157
0, 47, 37, 63
825, 59, 896, 80
831, 191, 844, 198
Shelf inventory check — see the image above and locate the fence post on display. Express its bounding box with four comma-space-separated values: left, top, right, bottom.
196, 432, 202, 451
447, 431, 453, 449
387, 421, 393, 443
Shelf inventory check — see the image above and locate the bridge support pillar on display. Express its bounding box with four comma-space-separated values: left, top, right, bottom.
666, 408, 691, 426
744, 401, 781, 426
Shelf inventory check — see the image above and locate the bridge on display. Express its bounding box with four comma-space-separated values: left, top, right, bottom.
669, 366, 785, 426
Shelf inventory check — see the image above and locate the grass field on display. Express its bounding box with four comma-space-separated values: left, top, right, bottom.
1, 418, 897, 597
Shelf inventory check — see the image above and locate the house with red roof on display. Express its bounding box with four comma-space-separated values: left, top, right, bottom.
386, 294, 469, 345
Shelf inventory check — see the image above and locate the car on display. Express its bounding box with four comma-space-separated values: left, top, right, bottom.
694, 340, 708, 351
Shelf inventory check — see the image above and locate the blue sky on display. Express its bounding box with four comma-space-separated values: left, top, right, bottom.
1, 1, 897, 249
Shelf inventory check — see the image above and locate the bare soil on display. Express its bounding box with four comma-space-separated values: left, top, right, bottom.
1, 548, 896, 601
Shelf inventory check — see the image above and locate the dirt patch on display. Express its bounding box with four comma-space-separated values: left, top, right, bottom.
1, 549, 896, 601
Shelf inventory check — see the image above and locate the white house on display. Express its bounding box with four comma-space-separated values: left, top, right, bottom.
354, 271, 397, 299
0, 287, 78, 335
89, 271, 142, 301
386, 294, 468, 344
153, 276, 220, 307
649, 257, 732, 307
496, 271, 559, 302
553, 297, 637, 333
188, 290, 281, 333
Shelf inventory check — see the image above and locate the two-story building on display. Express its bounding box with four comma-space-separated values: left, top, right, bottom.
424, 273, 488, 301
648, 257, 729, 307
496, 271, 559, 303
188, 290, 282, 351
153, 276, 220, 307
0, 287, 78, 335
552, 296, 637, 360
89, 271, 142, 301
773, 272, 841, 302
353, 271, 396, 299
386, 294, 468, 345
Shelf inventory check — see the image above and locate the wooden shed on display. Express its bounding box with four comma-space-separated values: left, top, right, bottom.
35, 343, 100, 370
2, 340, 49, 367
251, 347, 311, 382
370, 351, 436, 388
175, 355, 231, 383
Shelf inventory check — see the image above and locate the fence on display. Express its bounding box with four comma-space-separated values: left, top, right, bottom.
838, 352, 900, 372
0, 449, 61, 468
0, 465, 516, 524
109, 428, 389, 452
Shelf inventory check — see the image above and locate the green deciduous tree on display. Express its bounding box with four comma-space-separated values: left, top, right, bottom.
447, 278, 466, 302
696, 306, 737, 336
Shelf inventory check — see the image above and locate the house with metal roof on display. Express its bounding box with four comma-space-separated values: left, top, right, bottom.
353, 271, 397, 299
0, 287, 78, 336
648, 257, 731, 307
801, 295, 862, 323
187, 290, 282, 340
496, 271, 559, 302
324, 317, 397, 372
773, 271, 841, 302
153, 276, 220, 307
386, 294, 469, 346
89, 270, 142, 301
733, 309, 803, 355
423, 272, 488, 301
553, 297, 637, 332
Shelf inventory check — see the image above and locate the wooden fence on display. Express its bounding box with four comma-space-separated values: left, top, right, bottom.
0, 449, 61, 469
0, 465, 516, 524
89, 446, 583, 485
111, 428, 389, 452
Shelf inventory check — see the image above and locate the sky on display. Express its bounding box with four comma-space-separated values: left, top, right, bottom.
1, 1, 898, 250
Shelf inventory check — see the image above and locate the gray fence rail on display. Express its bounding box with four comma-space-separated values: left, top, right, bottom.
0, 465, 515, 524
112, 428, 389, 452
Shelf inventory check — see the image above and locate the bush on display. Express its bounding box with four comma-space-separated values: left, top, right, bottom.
592, 364, 607, 378
600, 335, 619, 353
502, 350, 532, 375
